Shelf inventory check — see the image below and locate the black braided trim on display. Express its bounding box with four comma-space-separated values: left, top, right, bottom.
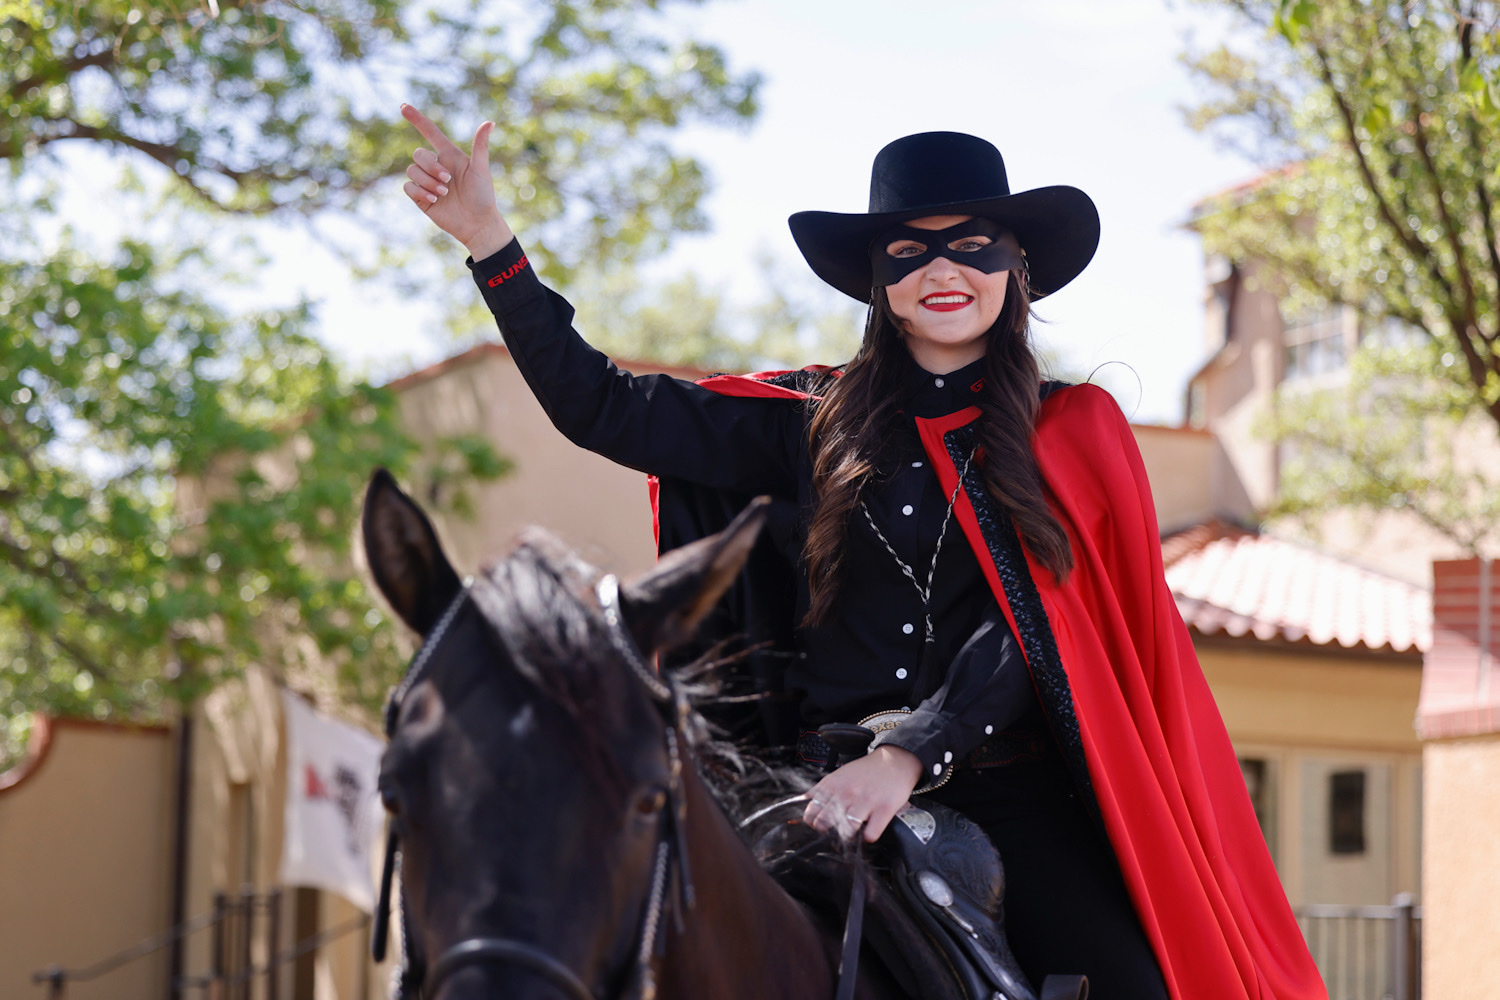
943, 425, 1101, 827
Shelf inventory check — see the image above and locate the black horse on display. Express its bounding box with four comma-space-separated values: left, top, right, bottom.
362, 470, 1020, 1000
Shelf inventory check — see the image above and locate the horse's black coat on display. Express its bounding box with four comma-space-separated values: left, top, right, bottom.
364, 471, 965, 1000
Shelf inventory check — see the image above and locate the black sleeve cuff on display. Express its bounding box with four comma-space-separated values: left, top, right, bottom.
869, 608, 1033, 787
871, 706, 952, 782
467, 238, 546, 312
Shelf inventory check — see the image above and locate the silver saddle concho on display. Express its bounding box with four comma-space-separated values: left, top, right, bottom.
816, 713, 1089, 1000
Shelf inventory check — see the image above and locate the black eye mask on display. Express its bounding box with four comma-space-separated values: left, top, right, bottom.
868, 218, 1026, 288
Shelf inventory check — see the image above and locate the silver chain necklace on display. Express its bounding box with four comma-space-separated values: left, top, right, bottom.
858, 448, 976, 644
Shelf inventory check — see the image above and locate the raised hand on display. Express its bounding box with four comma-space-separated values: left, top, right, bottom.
401, 104, 515, 261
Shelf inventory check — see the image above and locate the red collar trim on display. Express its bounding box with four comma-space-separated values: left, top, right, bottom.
912, 406, 981, 435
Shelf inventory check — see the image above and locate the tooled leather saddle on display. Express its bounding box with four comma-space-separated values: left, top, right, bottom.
819, 724, 1088, 1000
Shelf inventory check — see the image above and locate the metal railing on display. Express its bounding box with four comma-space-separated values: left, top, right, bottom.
1295, 894, 1421, 1000
32, 887, 370, 1000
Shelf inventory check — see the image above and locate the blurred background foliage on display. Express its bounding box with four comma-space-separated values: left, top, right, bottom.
1183, 0, 1500, 548
0, 0, 772, 770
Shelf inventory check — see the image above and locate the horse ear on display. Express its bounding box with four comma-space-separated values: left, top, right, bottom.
361, 468, 463, 636
619, 496, 770, 654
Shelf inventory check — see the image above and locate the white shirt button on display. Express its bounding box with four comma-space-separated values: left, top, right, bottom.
901, 504, 914, 516
912, 461, 923, 468
932, 763, 943, 775
943, 751, 953, 763
933, 377, 945, 388
902, 623, 914, 635
984, 724, 994, 735
895, 668, 908, 680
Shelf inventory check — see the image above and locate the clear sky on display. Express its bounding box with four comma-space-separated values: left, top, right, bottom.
281, 0, 1259, 424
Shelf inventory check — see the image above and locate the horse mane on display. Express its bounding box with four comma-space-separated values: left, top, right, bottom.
468, 531, 639, 804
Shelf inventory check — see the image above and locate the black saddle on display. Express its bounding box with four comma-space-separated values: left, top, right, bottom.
883, 798, 1087, 1000
818, 724, 1088, 1000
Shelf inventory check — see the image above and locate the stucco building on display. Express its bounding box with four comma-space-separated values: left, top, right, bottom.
1184, 236, 1500, 998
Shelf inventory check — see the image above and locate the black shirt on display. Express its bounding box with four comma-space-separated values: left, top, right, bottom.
470, 240, 1034, 781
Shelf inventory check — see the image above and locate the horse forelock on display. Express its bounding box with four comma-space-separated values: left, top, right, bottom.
459, 530, 843, 865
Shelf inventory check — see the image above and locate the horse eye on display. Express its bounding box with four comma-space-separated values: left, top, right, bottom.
379, 781, 401, 815
635, 788, 668, 816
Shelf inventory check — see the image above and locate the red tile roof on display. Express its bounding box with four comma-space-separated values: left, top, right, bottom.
1163, 524, 1431, 654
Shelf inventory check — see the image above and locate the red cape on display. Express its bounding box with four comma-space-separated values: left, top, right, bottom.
655, 374, 1325, 1000
923, 385, 1324, 1000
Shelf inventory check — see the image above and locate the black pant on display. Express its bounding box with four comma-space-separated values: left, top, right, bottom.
926, 760, 1170, 1000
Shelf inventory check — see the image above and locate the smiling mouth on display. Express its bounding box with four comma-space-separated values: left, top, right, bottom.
920, 293, 973, 312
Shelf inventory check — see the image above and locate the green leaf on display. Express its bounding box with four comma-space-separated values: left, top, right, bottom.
0, 0, 42, 26
1460, 58, 1486, 94
1360, 101, 1392, 134
1273, 0, 1316, 44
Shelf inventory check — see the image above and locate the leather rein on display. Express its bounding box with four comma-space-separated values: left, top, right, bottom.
371, 574, 695, 1000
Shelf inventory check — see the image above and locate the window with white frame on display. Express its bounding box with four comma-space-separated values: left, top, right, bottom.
1282, 305, 1349, 381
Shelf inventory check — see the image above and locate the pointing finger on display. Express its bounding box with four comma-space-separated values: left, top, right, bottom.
401, 103, 461, 155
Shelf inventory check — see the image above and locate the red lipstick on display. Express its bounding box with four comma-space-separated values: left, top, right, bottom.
920, 292, 973, 312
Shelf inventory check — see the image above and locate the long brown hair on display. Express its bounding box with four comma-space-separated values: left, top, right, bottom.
802, 270, 1073, 625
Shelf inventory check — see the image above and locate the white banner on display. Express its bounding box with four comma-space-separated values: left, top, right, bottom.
278, 690, 385, 912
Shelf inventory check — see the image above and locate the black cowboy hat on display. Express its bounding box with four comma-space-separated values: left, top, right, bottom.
788, 131, 1100, 303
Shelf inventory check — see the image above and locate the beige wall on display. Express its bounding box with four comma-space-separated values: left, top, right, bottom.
0, 719, 175, 1000
1199, 643, 1424, 905
395, 347, 694, 578
1421, 734, 1500, 999
0, 677, 387, 1000
1192, 259, 1287, 511
1188, 257, 1491, 586
1132, 423, 1255, 532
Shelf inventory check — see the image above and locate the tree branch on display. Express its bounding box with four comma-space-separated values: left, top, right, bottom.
0, 529, 123, 624
1402, 16, 1482, 329
1405, 100, 1493, 392
16, 618, 118, 687
1455, 15, 1500, 344
1311, 43, 1459, 304
46, 630, 118, 684
7, 47, 117, 99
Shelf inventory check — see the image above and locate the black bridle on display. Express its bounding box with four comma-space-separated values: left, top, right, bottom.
372, 574, 696, 1000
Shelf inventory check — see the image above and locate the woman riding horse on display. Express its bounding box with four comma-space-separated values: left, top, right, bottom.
398, 108, 1325, 1000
